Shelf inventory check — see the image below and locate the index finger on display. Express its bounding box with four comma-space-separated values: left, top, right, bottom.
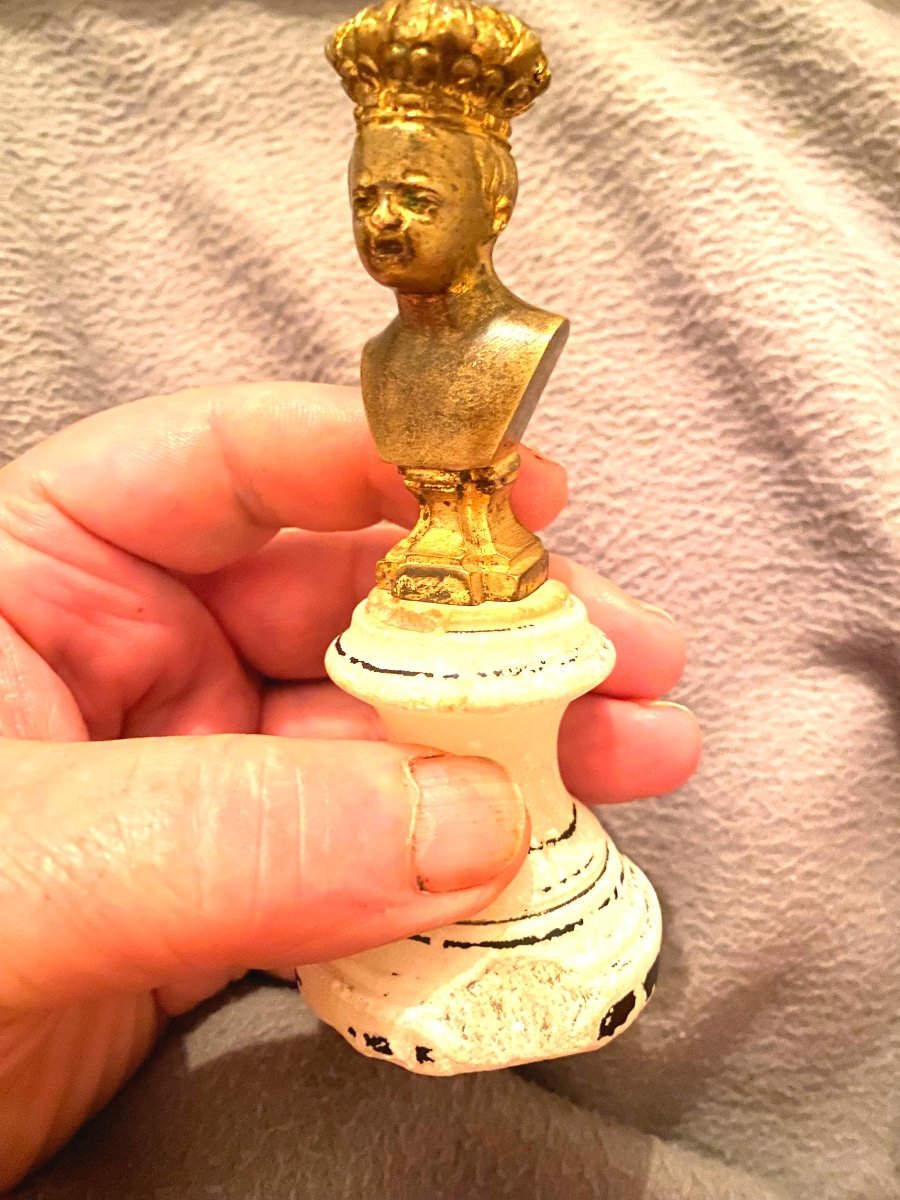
0, 383, 568, 574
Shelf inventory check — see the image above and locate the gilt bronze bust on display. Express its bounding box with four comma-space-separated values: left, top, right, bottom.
327, 1, 568, 604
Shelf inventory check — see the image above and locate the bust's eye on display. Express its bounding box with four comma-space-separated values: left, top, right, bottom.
403, 189, 438, 217
352, 188, 377, 215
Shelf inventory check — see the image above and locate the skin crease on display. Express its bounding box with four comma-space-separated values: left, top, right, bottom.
0, 387, 701, 1189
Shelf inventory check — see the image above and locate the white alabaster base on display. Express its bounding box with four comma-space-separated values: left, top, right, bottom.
298, 581, 662, 1075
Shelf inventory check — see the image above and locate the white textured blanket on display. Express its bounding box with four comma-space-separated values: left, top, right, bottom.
2, 2, 898, 1198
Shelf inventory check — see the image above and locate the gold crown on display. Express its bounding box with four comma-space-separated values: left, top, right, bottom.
326, 1, 550, 142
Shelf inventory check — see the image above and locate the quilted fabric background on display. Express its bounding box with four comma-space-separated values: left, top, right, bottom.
2, 2, 898, 1197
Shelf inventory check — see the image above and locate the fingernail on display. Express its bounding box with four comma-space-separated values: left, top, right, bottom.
636, 600, 677, 624
410, 756, 526, 893
636, 700, 693, 714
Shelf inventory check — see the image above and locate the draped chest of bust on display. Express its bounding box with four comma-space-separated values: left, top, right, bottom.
363, 293, 568, 469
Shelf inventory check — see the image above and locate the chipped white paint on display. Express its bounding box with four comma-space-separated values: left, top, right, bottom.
299, 581, 662, 1074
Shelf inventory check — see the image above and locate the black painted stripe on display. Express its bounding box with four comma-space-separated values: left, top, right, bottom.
529, 803, 577, 852
643, 956, 660, 998
443, 915, 585, 951
458, 852, 613, 927
448, 626, 531, 634
440, 874, 640, 951
597, 990, 637, 1040
334, 637, 461, 682
541, 851, 598, 894
334, 636, 434, 679
363, 1033, 393, 1056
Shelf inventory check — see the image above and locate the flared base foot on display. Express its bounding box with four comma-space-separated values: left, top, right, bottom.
299, 820, 662, 1075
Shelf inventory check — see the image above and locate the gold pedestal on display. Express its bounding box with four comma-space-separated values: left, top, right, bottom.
377, 454, 549, 606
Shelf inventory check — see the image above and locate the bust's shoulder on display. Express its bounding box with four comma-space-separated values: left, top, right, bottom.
484, 295, 569, 361
364, 315, 402, 354
361, 298, 568, 374
361, 318, 402, 388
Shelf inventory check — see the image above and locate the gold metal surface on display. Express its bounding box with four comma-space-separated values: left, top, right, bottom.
378, 453, 548, 604
327, 1, 567, 604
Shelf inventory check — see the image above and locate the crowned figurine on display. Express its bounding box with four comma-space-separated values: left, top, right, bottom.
327, 0, 568, 604
298, 1, 663, 1076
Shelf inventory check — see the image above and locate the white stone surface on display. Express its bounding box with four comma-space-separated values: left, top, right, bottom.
300, 581, 662, 1074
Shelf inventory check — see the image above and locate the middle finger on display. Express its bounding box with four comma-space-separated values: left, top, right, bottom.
261, 681, 703, 805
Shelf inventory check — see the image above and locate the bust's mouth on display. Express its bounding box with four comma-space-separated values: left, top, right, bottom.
371, 237, 410, 261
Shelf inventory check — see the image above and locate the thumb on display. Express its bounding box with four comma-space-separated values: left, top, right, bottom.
0, 735, 528, 1010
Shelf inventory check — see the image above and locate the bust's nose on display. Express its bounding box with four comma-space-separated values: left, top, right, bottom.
370, 193, 404, 232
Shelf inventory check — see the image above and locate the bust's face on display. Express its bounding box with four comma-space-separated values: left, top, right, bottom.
349, 121, 496, 294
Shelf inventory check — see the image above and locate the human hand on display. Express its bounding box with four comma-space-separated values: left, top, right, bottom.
0, 382, 701, 1186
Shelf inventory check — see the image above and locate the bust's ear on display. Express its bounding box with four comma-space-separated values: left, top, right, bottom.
492, 196, 513, 236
